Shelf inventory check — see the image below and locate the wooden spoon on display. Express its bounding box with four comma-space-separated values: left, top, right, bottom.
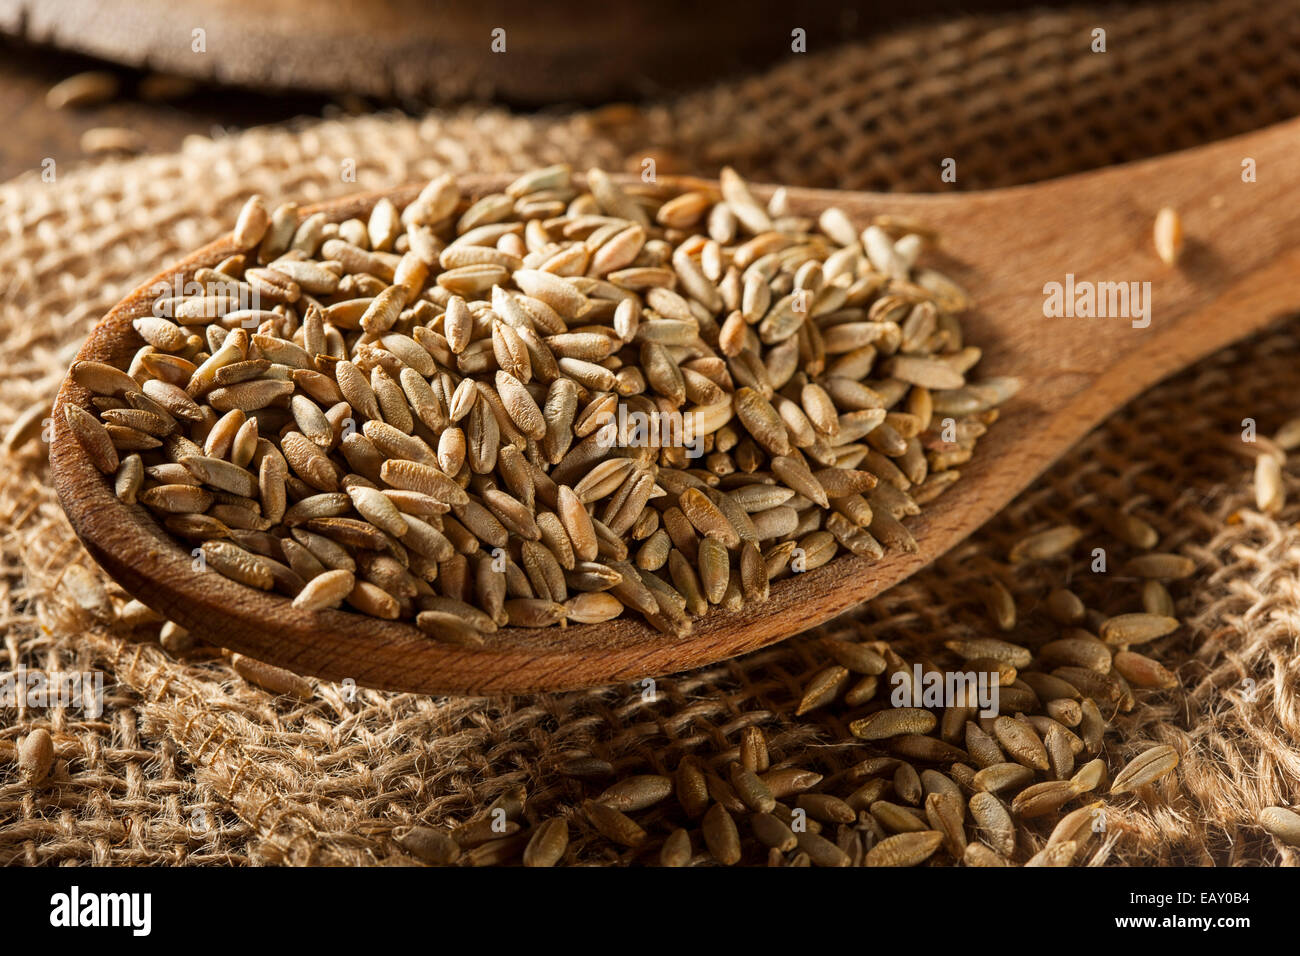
50, 119, 1300, 695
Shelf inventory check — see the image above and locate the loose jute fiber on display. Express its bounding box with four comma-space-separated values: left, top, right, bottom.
3, 0, 1300, 865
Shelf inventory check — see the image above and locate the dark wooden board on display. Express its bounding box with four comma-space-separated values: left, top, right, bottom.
0, 36, 334, 182
1, 0, 1065, 106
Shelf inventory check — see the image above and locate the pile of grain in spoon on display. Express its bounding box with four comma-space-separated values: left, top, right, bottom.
66, 164, 1019, 642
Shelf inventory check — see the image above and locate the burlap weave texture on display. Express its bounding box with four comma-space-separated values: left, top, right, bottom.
1, 0, 1298, 865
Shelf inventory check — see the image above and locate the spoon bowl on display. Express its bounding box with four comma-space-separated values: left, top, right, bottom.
51, 119, 1300, 694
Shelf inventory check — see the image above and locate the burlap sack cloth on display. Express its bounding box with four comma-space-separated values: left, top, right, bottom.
3, 0, 1299, 866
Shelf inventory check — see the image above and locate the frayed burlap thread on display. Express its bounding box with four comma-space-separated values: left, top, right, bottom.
3, 0, 1299, 865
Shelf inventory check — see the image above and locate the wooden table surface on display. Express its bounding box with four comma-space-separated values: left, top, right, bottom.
0, 37, 335, 184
